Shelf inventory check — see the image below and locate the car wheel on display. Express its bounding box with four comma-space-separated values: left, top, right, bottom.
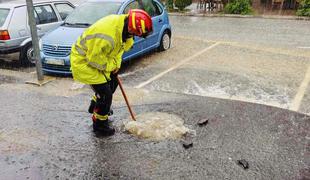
158, 30, 171, 51
20, 43, 36, 66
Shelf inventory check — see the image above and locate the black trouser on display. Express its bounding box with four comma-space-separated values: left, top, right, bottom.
90, 73, 118, 120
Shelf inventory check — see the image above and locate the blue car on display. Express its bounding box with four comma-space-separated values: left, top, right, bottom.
40, 0, 172, 75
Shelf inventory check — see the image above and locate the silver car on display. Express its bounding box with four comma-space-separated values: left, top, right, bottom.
0, 0, 74, 66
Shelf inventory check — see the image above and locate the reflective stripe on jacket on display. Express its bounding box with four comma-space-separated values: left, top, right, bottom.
70, 14, 134, 84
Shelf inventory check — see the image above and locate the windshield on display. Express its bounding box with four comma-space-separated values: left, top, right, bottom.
0, 8, 10, 27
64, 2, 121, 26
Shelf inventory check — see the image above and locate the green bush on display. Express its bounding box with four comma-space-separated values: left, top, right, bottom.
296, 0, 310, 16
224, 0, 253, 15
175, 0, 192, 11
166, 0, 174, 10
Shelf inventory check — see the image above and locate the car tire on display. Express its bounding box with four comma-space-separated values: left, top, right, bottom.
158, 30, 171, 52
20, 43, 36, 66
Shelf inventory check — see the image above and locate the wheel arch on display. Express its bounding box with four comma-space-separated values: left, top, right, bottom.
20, 37, 32, 48
157, 25, 172, 48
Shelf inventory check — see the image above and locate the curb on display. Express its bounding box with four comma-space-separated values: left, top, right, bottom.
168, 12, 310, 21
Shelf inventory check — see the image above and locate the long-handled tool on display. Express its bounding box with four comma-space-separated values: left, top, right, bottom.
116, 75, 136, 121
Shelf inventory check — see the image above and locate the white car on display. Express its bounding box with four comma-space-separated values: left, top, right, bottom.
0, 0, 74, 65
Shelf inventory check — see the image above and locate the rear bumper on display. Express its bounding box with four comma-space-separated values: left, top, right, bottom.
0, 45, 21, 54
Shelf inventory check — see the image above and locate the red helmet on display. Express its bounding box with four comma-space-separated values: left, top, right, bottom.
128, 9, 153, 38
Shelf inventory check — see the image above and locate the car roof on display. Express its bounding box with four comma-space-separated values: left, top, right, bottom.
0, 0, 72, 9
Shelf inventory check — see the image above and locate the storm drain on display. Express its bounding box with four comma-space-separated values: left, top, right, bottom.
124, 112, 195, 141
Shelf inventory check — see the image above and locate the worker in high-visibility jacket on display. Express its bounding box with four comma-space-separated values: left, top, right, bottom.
70, 9, 153, 136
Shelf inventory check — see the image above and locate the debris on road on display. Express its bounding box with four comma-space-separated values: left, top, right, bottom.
197, 118, 209, 126
237, 159, 249, 170
182, 141, 193, 149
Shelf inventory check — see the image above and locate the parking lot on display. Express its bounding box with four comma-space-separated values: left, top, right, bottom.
120, 16, 310, 116
2, 15, 310, 115
0, 10, 309, 179
120, 35, 310, 115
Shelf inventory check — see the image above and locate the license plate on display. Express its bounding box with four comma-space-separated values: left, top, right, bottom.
45, 58, 65, 66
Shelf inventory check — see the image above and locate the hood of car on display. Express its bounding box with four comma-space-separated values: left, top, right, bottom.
42, 26, 86, 46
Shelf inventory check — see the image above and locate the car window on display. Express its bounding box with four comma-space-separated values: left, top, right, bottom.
123, 1, 142, 14
65, 2, 121, 26
34, 11, 40, 24
154, 1, 163, 14
8, 6, 27, 32
34, 5, 58, 24
0, 8, 10, 27
140, 0, 161, 17
55, 3, 74, 20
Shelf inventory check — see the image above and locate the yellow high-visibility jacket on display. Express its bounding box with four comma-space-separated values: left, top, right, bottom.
70, 14, 134, 84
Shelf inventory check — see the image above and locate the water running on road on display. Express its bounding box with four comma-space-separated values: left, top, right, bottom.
124, 112, 194, 141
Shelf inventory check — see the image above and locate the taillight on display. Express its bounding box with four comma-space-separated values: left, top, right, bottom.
0, 30, 10, 40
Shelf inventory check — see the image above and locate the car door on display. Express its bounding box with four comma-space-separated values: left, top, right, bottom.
121, 0, 146, 59
140, 0, 165, 49
33, 4, 62, 36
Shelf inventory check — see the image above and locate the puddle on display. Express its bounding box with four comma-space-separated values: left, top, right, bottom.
124, 112, 194, 141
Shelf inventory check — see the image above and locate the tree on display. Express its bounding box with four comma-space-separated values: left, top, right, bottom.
296, 0, 310, 16
167, 0, 174, 10
175, 0, 192, 11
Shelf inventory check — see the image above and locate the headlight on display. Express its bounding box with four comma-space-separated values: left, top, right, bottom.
39, 39, 42, 50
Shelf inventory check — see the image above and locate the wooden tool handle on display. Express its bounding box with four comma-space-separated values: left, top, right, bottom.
116, 75, 136, 121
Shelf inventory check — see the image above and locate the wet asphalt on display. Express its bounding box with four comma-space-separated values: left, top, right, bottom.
0, 78, 309, 179
169, 15, 310, 48
120, 37, 310, 115
0, 13, 310, 179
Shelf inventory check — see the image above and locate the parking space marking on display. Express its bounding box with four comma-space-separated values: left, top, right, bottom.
119, 69, 140, 78
135, 42, 221, 89
290, 65, 310, 111
298, 47, 310, 49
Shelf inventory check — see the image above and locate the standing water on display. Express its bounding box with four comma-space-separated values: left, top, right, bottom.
124, 112, 194, 141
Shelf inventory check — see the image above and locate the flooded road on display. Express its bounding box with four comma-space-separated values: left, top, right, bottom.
0, 80, 309, 179
119, 37, 310, 115
1, 14, 309, 114
0, 14, 309, 179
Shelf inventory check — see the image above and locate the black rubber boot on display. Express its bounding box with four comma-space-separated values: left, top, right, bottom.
108, 109, 113, 116
93, 119, 115, 136
88, 100, 113, 115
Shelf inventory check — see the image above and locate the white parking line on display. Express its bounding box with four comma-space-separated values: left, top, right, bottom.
290, 65, 310, 111
119, 69, 140, 78
135, 42, 221, 89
